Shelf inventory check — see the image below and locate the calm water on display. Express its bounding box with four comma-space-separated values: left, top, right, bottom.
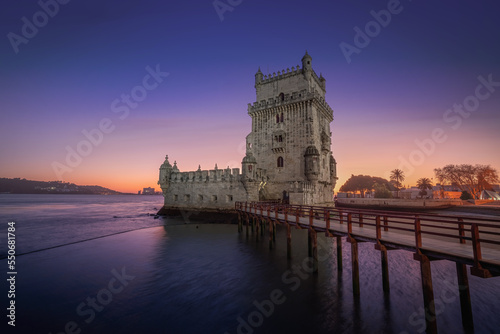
1, 194, 500, 334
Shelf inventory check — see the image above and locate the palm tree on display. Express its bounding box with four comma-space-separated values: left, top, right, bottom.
417, 177, 433, 199
390, 169, 405, 198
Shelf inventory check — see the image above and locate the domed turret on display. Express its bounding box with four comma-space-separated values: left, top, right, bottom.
255, 67, 263, 86
330, 154, 338, 187
242, 152, 257, 179
158, 155, 173, 188
304, 146, 320, 181
172, 161, 179, 173
302, 51, 312, 71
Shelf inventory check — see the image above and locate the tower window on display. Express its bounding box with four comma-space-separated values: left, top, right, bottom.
276, 113, 284, 123
278, 135, 283, 142
279, 93, 284, 101
277, 156, 284, 168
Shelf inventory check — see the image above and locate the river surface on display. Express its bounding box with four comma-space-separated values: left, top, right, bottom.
1, 194, 500, 334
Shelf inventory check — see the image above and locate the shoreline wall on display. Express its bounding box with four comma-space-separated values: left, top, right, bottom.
336, 198, 463, 209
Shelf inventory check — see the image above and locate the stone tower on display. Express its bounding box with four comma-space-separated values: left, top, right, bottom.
158, 52, 337, 212
246, 51, 337, 204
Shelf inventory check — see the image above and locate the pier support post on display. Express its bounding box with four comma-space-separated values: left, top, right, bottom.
350, 240, 360, 296
273, 221, 276, 242
245, 214, 249, 236
268, 220, 274, 249
255, 218, 259, 240
251, 217, 255, 233
308, 228, 318, 273
415, 253, 437, 334
375, 216, 390, 293
456, 263, 474, 331
336, 236, 343, 272
286, 223, 292, 259
414, 216, 437, 334
380, 247, 390, 293
261, 219, 265, 237
238, 213, 242, 233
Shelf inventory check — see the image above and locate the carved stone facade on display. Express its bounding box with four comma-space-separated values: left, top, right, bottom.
158, 52, 337, 211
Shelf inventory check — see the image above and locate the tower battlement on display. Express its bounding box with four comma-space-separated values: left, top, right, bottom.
254, 52, 326, 103
247, 90, 333, 119
257, 65, 325, 92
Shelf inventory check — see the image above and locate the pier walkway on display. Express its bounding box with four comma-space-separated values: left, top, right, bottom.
235, 201, 500, 334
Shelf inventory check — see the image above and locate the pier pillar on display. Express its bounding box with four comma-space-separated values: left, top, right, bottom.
286, 223, 292, 259
255, 218, 259, 240
351, 240, 360, 296
415, 253, 437, 334
273, 221, 276, 242
238, 213, 242, 233
268, 219, 274, 249
251, 217, 255, 233
337, 236, 343, 272
380, 247, 390, 293
308, 228, 318, 273
456, 263, 474, 331
261, 219, 265, 237
245, 214, 249, 236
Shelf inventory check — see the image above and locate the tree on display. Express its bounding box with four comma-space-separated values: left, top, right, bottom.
339, 175, 393, 198
460, 191, 473, 200
416, 177, 433, 199
373, 183, 392, 198
434, 164, 499, 199
339, 175, 373, 198
390, 169, 405, 198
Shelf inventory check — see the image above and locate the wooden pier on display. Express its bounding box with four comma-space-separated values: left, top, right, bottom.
235, 201, 500, 334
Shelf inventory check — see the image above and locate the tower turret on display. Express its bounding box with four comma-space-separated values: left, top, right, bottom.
255, 67, 263, 86
329, 154, 338, 187
304, 146, 320, 181
241, 152, 257, 180
302, 51, 312, 72
158, 155, 173, 190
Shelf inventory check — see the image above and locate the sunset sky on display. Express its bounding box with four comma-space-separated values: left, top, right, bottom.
1, 0, 499, 193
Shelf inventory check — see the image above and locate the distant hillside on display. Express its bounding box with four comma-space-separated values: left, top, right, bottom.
0, 178, 123, 195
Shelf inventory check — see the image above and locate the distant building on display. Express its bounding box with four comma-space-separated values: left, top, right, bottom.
480, 190, 500, 200
158, 52, 338, 211
432, 184, 464, 199
142, 187, 155, 195
399, 187, 421, 199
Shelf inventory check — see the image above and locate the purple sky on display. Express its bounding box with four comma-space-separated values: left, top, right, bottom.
1, 0, 499, 192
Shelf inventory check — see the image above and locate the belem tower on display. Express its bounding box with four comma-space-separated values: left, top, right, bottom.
158, 52, 337, 212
